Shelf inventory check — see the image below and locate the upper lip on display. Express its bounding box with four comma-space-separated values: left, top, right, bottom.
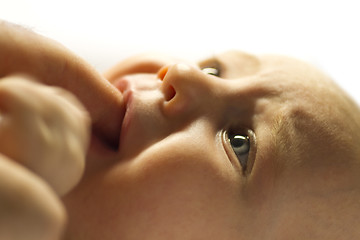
113, 76, 130, 93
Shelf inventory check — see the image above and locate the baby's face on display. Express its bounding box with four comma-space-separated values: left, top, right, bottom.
63, 51, 360, 239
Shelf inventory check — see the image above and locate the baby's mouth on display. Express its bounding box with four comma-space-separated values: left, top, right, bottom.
88, 79, 129, 153
108, 74, 167, 156
87, 92, 126, 157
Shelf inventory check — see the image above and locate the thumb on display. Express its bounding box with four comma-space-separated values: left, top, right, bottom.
0, 20, 124, 148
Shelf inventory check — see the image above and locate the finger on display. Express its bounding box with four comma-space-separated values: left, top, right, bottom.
0, 75, 90, 195
103, 53, 174, 81
0, 153, 65, 240
0, 20, 124, 148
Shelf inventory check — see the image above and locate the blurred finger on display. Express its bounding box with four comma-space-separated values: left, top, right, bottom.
0, 75, 90, 195
0, 20, 124, 148
0, 153, 65, 240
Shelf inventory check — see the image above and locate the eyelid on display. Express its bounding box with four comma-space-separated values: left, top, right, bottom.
221, 129, 257, 175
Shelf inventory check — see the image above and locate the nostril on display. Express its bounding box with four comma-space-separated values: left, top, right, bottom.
158, 65, 176, 102
157, 65, 169, 80
164, 84, 176, 101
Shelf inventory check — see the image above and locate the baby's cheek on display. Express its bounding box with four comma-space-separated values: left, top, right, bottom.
131, 140, 239, 206
62, 131, 247, 239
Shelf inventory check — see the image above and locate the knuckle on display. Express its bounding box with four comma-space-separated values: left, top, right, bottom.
0, 154, 66, 240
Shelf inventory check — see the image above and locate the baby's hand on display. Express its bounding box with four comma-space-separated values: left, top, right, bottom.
0, 75, 90, 240
0, 20, 123, 240
0, 75, 90, 194
0, 20, 123, 147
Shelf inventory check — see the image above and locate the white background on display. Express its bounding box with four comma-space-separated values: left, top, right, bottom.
1, 0, 359, 104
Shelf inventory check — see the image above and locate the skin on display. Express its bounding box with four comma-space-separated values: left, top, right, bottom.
0, 21, 124, 146
0, 21, 122, 240
1, 20, 360, 240
62, 51, 360, 239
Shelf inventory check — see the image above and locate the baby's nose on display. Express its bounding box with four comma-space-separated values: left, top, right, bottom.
158, 63, 220, 117
105, 53, 184, 82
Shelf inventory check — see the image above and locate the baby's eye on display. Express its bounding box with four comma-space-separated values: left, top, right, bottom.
227, 132, 250, 171
201, 67, 220, 77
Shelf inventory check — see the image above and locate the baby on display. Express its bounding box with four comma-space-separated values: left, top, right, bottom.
1, 21, 360, 240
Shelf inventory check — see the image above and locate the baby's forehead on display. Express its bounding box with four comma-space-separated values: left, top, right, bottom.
230, 53, 360, 165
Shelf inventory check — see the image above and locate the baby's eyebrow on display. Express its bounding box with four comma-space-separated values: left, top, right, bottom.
268, 101, 360, 168
268, 113, 293, 165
